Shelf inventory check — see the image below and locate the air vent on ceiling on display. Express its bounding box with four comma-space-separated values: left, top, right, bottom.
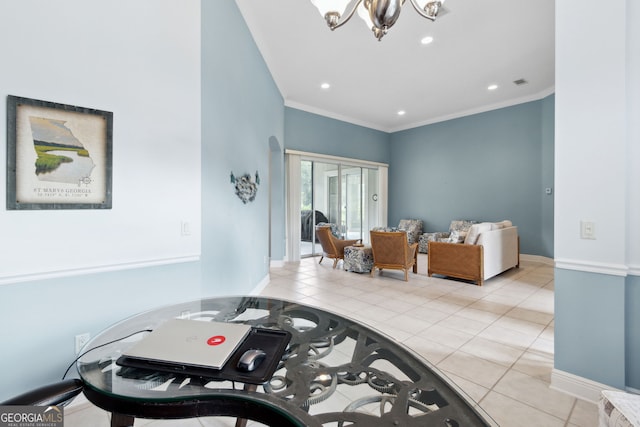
513, 78, 528, 86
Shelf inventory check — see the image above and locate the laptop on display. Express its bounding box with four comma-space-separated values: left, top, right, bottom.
116, 318, 252, 374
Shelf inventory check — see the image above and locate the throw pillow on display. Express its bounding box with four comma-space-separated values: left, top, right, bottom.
494, 220, 513, 229
449, 220, 478, 233
448, 230, 467, 243
318, 222, 341, 238
464, 222, 493, 245
372, 226, 398, 233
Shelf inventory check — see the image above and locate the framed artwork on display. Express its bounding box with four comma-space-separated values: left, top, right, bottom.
6, 95, 113, 209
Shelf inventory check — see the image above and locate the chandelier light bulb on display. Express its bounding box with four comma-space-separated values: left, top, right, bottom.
310, 0, 351, 29
309, 0, 350, 17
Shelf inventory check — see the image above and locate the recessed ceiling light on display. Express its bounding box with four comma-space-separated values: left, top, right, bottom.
420, 36, 434, 45
320, 82, 330, 90
397, 110, 406, 116
487, 84, 498, 91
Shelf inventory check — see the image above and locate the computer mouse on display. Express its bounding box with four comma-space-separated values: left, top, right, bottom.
237, 349, 267, 372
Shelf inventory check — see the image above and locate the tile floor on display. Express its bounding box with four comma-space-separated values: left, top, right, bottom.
65, 255, 600, 426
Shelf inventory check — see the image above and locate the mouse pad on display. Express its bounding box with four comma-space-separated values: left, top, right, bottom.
117, 327, 292, 385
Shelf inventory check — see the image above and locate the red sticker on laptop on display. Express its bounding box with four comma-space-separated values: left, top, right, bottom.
207, 335, 226, 346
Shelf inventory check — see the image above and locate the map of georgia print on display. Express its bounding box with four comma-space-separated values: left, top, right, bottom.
28, 116, 95, 185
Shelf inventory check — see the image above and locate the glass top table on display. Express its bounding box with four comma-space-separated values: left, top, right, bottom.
77, 296, 496, 427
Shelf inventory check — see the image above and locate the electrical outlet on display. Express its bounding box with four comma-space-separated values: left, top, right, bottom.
580, 220, 596, 240
75, 333, 91, 354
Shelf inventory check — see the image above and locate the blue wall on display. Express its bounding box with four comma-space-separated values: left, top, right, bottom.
627, 276, 640, 390
388, 97, 554, 257
0, 263, 203, 400
554, 269, 627, 389
284, 108, 390, 164
0, 1, 284, 401
201, 0, 284, 287
540, 95, 555, 258
284, 99, 554, 258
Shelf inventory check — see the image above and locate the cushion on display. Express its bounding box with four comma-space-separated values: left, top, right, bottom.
464, 222, 494, 245
599, 390, 640, 427
449, 220, 477, 233
317, 222, 340, 238
448, 230, 467, 243
398, 219, 423, 245
398, 219, 422, 231
371, 226, 398, 233
494, 220, 513, 229
418, 232, 449, 253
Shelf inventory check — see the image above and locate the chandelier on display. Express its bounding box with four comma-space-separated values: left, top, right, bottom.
310, 0, 446, 41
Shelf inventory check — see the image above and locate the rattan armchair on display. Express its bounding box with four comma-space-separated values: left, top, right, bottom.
370, 231, 418, 281
315, 225, 359, 268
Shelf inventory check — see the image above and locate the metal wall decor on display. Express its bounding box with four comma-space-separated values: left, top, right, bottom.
230, 171, 260, 204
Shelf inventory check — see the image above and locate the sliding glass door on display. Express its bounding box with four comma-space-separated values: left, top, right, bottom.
345, 166, 379, 242
300, 160, 337, 257
300, 160, 379, 257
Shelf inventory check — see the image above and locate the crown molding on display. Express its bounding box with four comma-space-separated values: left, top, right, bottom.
284, 100, 389, 133
389, 86, 556, 133
285, 87, 555, 134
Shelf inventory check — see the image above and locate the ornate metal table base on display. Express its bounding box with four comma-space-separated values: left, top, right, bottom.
78, 297, 494, 426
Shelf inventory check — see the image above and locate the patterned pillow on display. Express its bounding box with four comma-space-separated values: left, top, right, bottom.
398, 219, 423, 245
448, 230, 467, 243
317, 222, 340, 238
449, 220, 478, 233
371, 226, 398, 233
418, 232, 449, 253
599, 390, 640, 427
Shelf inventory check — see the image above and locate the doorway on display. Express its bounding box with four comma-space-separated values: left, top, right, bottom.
290, 152, 386, 260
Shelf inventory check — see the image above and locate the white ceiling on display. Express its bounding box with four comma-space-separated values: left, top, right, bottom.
234, 0, 555, 133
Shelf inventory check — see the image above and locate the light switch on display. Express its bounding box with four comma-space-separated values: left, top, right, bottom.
580, 221, 595, 239
181, 221, 191, 236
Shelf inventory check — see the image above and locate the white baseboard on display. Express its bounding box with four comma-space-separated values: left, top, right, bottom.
550, 369, 621, 403
249, 274, 271, 295
270, 259, 285, 268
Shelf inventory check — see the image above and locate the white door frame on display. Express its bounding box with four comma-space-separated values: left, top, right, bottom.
285, 150, 388, 262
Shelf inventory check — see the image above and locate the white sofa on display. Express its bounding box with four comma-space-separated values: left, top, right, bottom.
427, 221, 519, 286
